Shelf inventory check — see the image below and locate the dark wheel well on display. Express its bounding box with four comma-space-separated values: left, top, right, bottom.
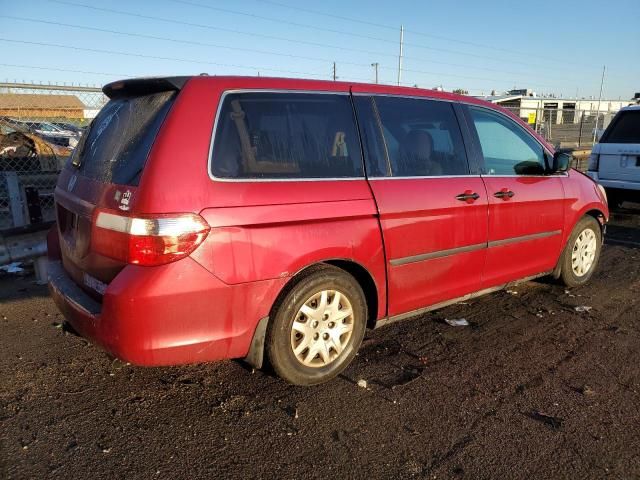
272, 261, 379, 329
324, 260, 379, 329
584, 209, 606, 233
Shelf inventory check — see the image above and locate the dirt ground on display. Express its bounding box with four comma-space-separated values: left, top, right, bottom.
2, 206, 640, 480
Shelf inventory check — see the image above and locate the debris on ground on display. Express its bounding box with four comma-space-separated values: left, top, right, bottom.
575, 306, 592, 313
0, 262, 24, 274
285, 406, 299, 419
580, 385, 596, 396
506, 289, 519, 295
357, 379, 367, 389
445, 318, 469, 327
527, 410, 563, 430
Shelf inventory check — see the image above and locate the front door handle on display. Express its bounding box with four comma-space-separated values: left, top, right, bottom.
456, 191, 480, 203
494, 189, 515, 200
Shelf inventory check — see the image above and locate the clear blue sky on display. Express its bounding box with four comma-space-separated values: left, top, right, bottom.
0, 0, 638, 99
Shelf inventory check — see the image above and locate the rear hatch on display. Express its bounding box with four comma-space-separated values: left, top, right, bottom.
54, 77, 186, 300
597, 109, 640, 182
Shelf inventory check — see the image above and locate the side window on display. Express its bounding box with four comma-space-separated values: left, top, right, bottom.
211, 92, 363, 179
469, 107, 546, 175
373, 96, 469, 177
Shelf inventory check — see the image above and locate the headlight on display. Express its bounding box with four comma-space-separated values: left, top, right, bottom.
597, 184, 608, 204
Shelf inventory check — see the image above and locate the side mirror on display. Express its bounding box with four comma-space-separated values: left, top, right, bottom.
551, 151, 571, 173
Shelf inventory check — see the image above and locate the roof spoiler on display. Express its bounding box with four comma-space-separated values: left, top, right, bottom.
102, 76, 191, 99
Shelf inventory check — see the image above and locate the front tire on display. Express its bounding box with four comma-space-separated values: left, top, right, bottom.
266, 265, 367, 386
559, 216, 602, 287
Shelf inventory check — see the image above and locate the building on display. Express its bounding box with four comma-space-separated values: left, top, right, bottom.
0, 93, 87, 120
478, 90, 630, 127
477, 90, 634, 146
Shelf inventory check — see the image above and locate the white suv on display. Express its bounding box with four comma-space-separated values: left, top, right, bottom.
588, 105, 640, 207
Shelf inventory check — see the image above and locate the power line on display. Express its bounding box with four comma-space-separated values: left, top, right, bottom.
169, 0, 400, 46
40, 2, 579, 85
1, 16, 570, 89
45, 0, 398, 61
49, 0, 542, 79
248, 0, 597, 69
1, 15, 386, 71
168, 0, 596, 72
0, 38, 338, 79
249, 0, 398, 32
0, 63, 130, 78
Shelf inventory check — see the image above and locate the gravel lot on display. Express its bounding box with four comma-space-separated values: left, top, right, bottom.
2, 206, 640, 480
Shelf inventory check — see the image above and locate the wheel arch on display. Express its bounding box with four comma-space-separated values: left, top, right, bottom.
243, 258, 382, 369
584, 208, 607, 230
280, 259, 380, 328
553, 210, 605, 279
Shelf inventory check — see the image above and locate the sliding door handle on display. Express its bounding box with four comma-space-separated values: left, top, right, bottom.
494, 190, 515, 199
456, 191, 480, 203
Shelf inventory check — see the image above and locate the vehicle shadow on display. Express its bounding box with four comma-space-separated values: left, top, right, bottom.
607, 201, 640, 248
0, 274, 49, 302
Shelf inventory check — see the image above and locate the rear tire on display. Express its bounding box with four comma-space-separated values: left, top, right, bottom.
558, 216, 602, 288
266, 265, 367, 386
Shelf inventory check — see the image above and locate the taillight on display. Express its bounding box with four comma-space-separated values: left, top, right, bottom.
587, 153, 600, 171
91, 210, 210, 266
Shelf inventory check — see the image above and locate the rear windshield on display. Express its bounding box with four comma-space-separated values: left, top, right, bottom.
210, 92, 363, 179
72, 91, 175, 185
601, 110, 640, 144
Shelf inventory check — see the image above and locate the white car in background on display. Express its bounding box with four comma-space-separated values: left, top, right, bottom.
30, 121, 80, 148
588, 105, 640, 207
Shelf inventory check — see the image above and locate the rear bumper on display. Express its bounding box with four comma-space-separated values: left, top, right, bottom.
48, 258, 285, 366
587, 173, 640, 192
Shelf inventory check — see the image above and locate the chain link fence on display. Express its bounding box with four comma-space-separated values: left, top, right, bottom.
0, 82, 107, 230
499, 105, 617, 148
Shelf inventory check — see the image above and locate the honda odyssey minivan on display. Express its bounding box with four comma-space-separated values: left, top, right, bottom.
48, 76, 609, 385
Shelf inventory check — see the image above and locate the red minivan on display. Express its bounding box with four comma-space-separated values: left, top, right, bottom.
48, 76, 609, 385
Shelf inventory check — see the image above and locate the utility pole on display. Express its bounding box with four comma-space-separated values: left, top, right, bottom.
371, 62, 379, 84
593, 65, 606, 143
332, 62, 337, 81
397, 25, 404, 86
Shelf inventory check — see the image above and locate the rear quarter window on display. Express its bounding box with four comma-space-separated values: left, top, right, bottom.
210, 92, 364, 179
601, 110, 640, 144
